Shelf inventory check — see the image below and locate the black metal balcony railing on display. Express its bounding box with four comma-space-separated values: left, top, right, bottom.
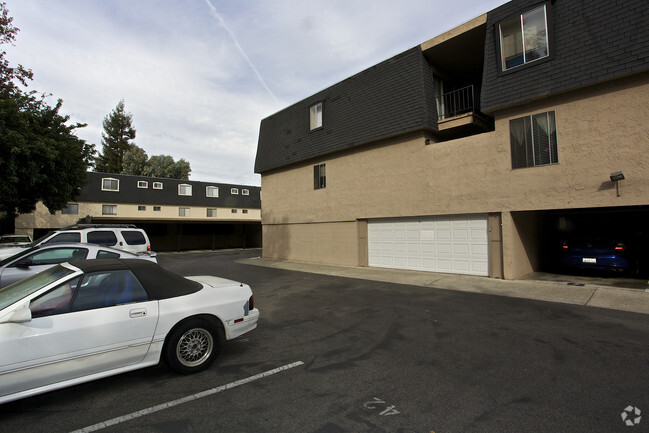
437, 85, 478, 121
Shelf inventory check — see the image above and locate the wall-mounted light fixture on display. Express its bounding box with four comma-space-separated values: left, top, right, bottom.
610, 171, 624, 197
425, 138, 431, 146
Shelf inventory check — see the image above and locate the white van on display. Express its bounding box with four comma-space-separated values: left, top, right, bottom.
36, 224, 152, 255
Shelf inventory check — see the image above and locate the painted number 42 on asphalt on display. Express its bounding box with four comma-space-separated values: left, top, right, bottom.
363, 397, 400, 416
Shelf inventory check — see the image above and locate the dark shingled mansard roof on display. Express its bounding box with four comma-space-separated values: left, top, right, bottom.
255, 47, 438, 174
480, 0, 649, 113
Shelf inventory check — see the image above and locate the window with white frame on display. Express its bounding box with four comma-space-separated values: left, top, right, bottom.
137, 181, 148, 189
310, 102, 323, 130
102, 178, 119, 191
178, 184, 192, 196
207, 208, 217, 217
242, 189, 249, 196
314, 163, 326, 189
231, 188, 239, 195
61, 203, 79, 215
499, 4, 549, 71
179, 207, 190, 217
153, 182, 163, 190
102, 205, 117, 215
510, 110, 558, 169
206, 186, 219, 197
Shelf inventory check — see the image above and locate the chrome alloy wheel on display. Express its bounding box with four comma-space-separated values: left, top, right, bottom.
176, 327, 214, 367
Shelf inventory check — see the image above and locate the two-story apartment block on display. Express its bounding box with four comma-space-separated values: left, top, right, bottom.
255, 0, 649, 279
15, 172, 261, 251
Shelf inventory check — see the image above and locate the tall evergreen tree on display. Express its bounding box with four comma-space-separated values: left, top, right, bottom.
95, 99, 136, 173
121, 144, 148, 176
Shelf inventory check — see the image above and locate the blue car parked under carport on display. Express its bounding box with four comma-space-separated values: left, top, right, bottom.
559, 238, 633, 274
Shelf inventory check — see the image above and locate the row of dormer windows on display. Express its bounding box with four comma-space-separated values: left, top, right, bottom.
101, 178, 250, 197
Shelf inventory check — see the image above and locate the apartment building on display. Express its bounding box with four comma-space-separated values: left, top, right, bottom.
15, 172, 262, 251
254, 0, 649, 279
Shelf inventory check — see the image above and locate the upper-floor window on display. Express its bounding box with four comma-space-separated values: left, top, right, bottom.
231, 188, 239, 195
178, 184, 192, 196
207, 208, 217, 217
206, 186, 219, 197
499, 4, 549, 71
179, 207, 190, 217
314, 163, 326, 190
242, 189, 249, 196
310, 102, 323, 130
102, 178, 119, 192
510, 110, 558, 169
137, 181, 148, 189
153, 182, 163, 190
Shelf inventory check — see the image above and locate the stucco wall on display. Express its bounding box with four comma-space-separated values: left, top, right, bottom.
260, 74, 649, 274
262, 221, 360, 266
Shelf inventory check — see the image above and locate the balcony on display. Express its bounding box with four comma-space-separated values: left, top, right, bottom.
435, 85, 493, 137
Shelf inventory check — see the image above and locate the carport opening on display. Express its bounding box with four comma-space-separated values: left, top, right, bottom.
512, 206, 649, 280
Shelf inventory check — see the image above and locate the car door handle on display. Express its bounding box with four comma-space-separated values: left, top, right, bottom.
129, 309, 147, 318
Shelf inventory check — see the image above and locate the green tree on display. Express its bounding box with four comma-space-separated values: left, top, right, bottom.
0, 2, 95, 230
122, 144, 148, 176
144, 154, 191, 180
95, 99, 136, 173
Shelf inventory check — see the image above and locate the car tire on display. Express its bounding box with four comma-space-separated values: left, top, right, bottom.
163, 318, 221, 374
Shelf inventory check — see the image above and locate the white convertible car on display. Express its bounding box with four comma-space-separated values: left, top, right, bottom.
0, 259, 259, 404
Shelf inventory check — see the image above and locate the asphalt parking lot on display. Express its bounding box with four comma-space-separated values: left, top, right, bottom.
1, 249, 648, 433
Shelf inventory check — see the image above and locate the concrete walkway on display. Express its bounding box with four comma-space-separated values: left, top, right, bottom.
241, 257, 649, 315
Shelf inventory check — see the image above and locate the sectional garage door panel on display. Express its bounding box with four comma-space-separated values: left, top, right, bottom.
368, 215, 489, 276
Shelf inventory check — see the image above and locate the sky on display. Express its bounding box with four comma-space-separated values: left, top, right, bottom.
4, 0, 507, 186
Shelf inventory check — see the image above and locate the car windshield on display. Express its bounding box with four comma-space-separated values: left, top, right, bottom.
0, 265, 75, 311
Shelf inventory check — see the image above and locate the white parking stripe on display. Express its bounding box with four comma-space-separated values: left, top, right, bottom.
69, 361, 305, 433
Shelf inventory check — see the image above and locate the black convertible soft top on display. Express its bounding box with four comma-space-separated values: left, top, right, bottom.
69, 258, 203, 300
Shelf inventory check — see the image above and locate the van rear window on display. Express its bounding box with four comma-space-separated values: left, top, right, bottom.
122, 231, 146, 245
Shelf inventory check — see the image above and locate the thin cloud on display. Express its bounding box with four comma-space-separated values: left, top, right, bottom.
204, 0, 278, 104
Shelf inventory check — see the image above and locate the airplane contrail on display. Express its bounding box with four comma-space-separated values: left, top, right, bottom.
204, 0, 279, 103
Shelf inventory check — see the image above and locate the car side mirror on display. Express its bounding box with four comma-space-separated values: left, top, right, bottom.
15, 259, 32, 268
2, 306, 32, 323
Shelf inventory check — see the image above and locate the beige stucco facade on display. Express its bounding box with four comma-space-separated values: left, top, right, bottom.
16, 202, 261, 238
260, 73, 649, 278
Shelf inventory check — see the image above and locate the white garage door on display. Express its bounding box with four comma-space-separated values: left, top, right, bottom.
368, 215, 489, 276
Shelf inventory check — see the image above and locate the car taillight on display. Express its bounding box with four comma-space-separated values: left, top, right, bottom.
561, 241, 569, 250
614, 243, 625, 251
147, 245, 151, 252
248, 295, 254, 310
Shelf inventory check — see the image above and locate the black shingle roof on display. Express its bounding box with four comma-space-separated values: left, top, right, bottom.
255, 0, 649, 174
481, 0, 649, 113
255, 47, 437, 174
77, 172, 260, 209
